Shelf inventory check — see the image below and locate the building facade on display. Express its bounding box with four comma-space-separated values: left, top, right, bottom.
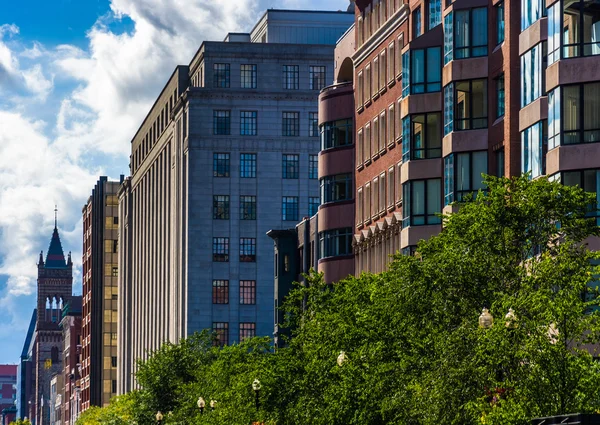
16, 311, 35, 421
0, 365, 17, 425
60, 297, 82, 424
81, 177, 122, 410
117, 9, 355, 393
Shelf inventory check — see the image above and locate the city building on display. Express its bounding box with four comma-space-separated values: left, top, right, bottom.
81, 177, 122, 410
60, 297, 82, 424
117, 8, 355, 393
16, 311, 36, 420
0, 365, 17, 425
49, 374, 62, 425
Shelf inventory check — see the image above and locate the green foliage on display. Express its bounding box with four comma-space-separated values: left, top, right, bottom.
82, 176, 600, 424
10, 419, 32, 425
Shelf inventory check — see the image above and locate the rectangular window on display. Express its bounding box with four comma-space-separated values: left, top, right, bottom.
321, 119, 353, 150
213, 110, 231, 135
562, 169, 600, 225
548, 88, 560, 149
320, 174, 353, 204
282, 197, 299, 221
402, 179, 442, 226
388, 167, 395, 209
241, 64, 257, 89
309, 112, 319, 137
443, 151, 488, 205
357, 70, 364, 107
405, 113, 442, 160
561, 83, 600, 145
413, 7, 422, 38
373, 57, 379, 97
213, 153, 230, 177
212, 281, 229, 304
496, 74, 505, 118
366, 64, 372, 101
521, 121, 547, 179
444, 12, 454, 64
213, 63, 230, 88
496, 2, 505, 44
379, 111, 386, 152
212, 237, 229, 262
240, 238, 256, 262
240, 196, 257, 220
282, 112, 300, 136
365, 123, 372, 162
496, 149, 505, 177
212, 322, 228, 347
240, 111, 257, 136
410, 47, 442, 94
520, 43, 546, 107
388, 42, 396, 83
240, 280, 256, 305
309, 66, 326, 90
454, 79, 488, 130
309, 196, 320, 216
357, 128, 364, 167
213, 195, 230, 220
388, 104, 395, 145
454, 8, 488, 59
379, 50, 387, 91
365, 183, 371, 222
521, 0, 546, 31
428, 0, 442, 30
282, 154, 299, 179
309, 154, 318, 179
443, 84, 454, 135
240, 323, 256, 341
283, 65, 299, 90
319, 228, 353, 259
357, 187, 364, 225
240, 153, 257, 178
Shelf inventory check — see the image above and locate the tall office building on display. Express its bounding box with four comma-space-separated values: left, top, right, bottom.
81, 177, 123, 410
117, 9, 354, 393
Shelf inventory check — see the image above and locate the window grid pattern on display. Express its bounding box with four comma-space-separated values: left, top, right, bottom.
283, 65, 299, 89
212, 322, 228, 347
240, 196, 257, 220
309, 66, 326, 90
309, 197, 320, 216
240, 153, 257, 178
213, 110, 231, 135
212, 238, 229, 262
212, 281, 229, 304
213, 63, 230, 88
282, 112, 300, 136
240, 323, 256, 341
240, 238, 256, 262
241, 64, 257, 89
240, 111, 257, 136
282, 154, 299, 179
282, 197, 299, 221
309, 112, 319, 137
213, 153, 230, 177
240, 280, 256, 305
213, 195, 230, 220
309, 155, 318, 179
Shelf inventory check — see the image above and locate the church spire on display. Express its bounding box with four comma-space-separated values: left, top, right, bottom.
45, 207, 67, 269
54, 205, 58, 229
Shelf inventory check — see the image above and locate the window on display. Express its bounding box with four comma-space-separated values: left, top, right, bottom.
213, 195, 229, 220
309, 112, 319, 137
282, 112, 300, 136
309, 155, 318, 179
212, 322, 228, 347
321, 119, 353, 150
443, 84, 454, 135
310, 66, 326, 90
444, 12, 454, 64
240, 280, 256, 304
453, 8, 488, 59
112, 380, 117, 394
357, 187, 364, 225
213, 153, 230, 177
444, 151, 488, 205
241, 64, 257, 88
402, 113, 442, 161
309, 197, 320, 216
521, 121, 547, 179
388, 167, 395, 209
357, 71, 364, 107
365, 123, 372, 161
357, 129, 364, 167
428, 0, 442, 30
212, 237, 229, 262
320, 174, 353, 204
403, 47, 442, 95
213, 110, 230, 135
240, 153, 257, 178
373, 57, 380, 97
388, 42, 396, 83
563, 83, 600, 145
520, 43, 546, 107
282, 154, 299, 179
403, 179, 442, 226
283, 65, 299, 90
496, 2, 505, 44
452, 79, 488, 130
240, 323, 256, 341
496, 75, 505, 118
213, 63, 230, 88
521, 0, 546, 31
282, 197, 299, 221
548, 88, 561, 149
548, 3, 561, 64
212, 281, 229, 304
240, 238, 256, 262
319, 228, 353, 259
240, 111, 257, 136
379, 50, 387, 91
562, 169, 600, 224
111, 356, 117, 368
413, 7, 422, 38
388, 104, 396, 146
496, 149, 505, 177
240, 196, 257, 220
366, 64, 372, 101
112, 267, 118, 277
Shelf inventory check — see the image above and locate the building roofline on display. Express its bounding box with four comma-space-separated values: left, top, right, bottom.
249, 8, 354, 36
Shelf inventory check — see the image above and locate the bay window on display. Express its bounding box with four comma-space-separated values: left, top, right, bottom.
402, 113, 442, 162
445, 79, 488, 131
444, 8, 488, 62
443, 151, 488, 205
549, 0, 600, 62
321, 119, 353, 150
549, 83, 600, 148
402, 179, 442, 226
562, 169, 600, 224
521, 121, 547, 179
520, 42, 546, 107
402, 47, 442, 96
320, 174, 353, 204
521, 0, 546, 31
319, 228, 353, 259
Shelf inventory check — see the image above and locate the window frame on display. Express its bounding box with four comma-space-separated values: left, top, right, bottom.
240, 153, 257, 178
212, 281, 229, 304
240, 111, 257, 136
283, 65, 300, 90
282, 154, 300, 179
240, 238, 256, 262
213, 63, 230, 88
240, 64, 257, 89
212, 237, 230, 262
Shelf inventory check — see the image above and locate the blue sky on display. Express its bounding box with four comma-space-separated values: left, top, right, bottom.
0, 0, 351, 364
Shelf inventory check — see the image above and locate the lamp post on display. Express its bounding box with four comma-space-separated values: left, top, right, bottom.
156, 411, 163, 425
197, 397, 206, 414
252, 379, 261, 410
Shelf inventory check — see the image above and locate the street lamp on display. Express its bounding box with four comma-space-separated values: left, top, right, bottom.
479, 308, 494, 329
337, 351, 347, 367
252, 379, 261, 410
197, 396, 206, 414
156, 411, 163, 424
210, 399, 217, 411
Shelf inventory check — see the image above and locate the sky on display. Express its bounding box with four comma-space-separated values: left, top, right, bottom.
0, 0, 351, 364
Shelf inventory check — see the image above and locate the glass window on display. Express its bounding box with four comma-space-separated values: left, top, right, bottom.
402, 179, 442, 226
309, 112, 319, 137
282, 112, 300, 136
562, 169, 600, 224
410, 47, 442, 94
282, 154, 299, 179
282, 197, 299, 221
444, 12, 454, 64
454, 79, 488, 130
428, 0, 442, 30
319, 228, 353, 259
212, 281, 229, 304
413, 7, 422, 38
240, 280, 256, 305
320, 174, 353, 204
310, 66, 326, 90
240, 153, 257, 178
520, 42, 546, 107
444, 151, 488, 205
240, 323, 256, 342
521, 0, 546, 30
241, 64, 257, 89
213, 195, 229, 220
212, 322, 228, 347
443, 84, 454, 135
402, 51, 410, 97
240, 111, 257, 136
496, 149, 505, 177
521, 121, 547, 179
454, 8, 488, 59
321, 119, 353, 150
548, 3, 561, 64
283, 65, 299, 90
309, 196, 320, 216
560, 0, 600, 58
309, 155, 318, 179
240, 238, 256, 262
496, 74, 505, 118
213, 63, 230, 88
496, 2, 505, 44
240, 196, 256, 220
548, 88, 561, 149
213, 110, 230, 135
404, 113, 442, 160
212, 238, 229, 262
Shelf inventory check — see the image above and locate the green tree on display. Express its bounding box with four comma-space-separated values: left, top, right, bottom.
9, 419, 32, 425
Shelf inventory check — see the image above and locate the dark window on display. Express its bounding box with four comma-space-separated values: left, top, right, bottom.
562, 169, 600, 224
212, 237, 229, 262
213, 110, 231, 135
402, 113, 442, 162
241, 64, 257, 88
282, 154, 299, 179
282, 197, 299, 221
213, 195, 230, 220
319, 228, 353, 259
496, 2, 505, 44
521, 121, 547, 179
111, 267, 118, 277
403, 47, 442, 96
309, 112, 319, 137
320, 174, 353, 204
240, 111, 257, 136
454, 79, 488, 130
320, 119, 353, 150
282, 112, 300, 136
496, 149, 505, 177
240, 238, 256, 262
309, 197, 320, 216
444, 151, 488, 205
454, 8, 488, 59
283, 65, 299, 89
240, 153, 257, 178
213, 63, 230, 88
240, 196, 257, 220
240, 280, 256, 305
111, 356, 117, 367
239, 323, 256, 341
213, 153, 230, 177
413, 7, 422, 38
309, 66, 326, 90
212, 322, 229, 346
212, 280, 229, 304
496, 74, 505, 118
309, 155, 318, 179
51, 346, 59, 363
402, 179, 442, 226
561, 83, 600, 146
428, 0, 442, 30
112, 380, 117, 394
